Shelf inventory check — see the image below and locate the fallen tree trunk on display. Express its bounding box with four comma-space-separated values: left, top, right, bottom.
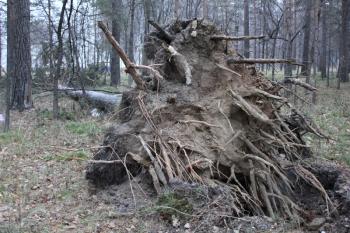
59, 86, 122, 111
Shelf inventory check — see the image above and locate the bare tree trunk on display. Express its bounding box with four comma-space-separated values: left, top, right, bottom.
310, 0, 320, 104
284, 0, 293, 78
8, 0, 32, 111
243, 0, 250, 58
128, 0, 136, 86
93, 0, 98, 66
202, 0, 208, 19
53, 0, 69, 119
338, 0, 350, 87
0, 8, 1, 71
5, 2, 11, 131
300, 0, 312, 79
142, 0, 151, 67
320, 2, 327, 80
174, 0, 180, 18
110, 0, 121, 86
48, 0, 55, 116
71, 0, 86, 93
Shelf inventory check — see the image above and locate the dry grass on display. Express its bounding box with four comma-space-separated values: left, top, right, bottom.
0, 93, 172, 233
306, 80, 350, 166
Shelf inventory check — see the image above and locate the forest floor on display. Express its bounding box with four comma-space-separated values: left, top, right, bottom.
0, 78, 349, 233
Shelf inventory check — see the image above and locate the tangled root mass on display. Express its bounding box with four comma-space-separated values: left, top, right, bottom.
86, 19, 333, 219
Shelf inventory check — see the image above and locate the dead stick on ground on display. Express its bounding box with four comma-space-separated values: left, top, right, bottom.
211, 35, 265, 41
98, 21, 145, 90
87, 159, 123, 164
178, 120, 222, 128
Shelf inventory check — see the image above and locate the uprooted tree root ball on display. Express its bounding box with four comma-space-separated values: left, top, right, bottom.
86, 20, 337, 221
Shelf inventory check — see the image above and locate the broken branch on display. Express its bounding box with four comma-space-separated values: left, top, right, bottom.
98, 21, 145, 90
216, 63, 242, 77
163, 45, 192, 85
283, 79, 317, 92
227, 58, 304, 66
148, 20, 174, 44
211, 35, 266, 41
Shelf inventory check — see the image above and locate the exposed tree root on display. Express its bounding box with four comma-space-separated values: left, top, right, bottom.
88, 19, 333, 222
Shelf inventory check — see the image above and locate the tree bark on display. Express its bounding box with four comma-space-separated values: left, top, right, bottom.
110, 0, 122, 86
5, 1, 11, 131
319, 2, 327, 80
53, 0, 68, 119
48, 0, 56, 118
300, 0, 312, 78
338, 0, 350, 86
142, 0, 152, 67
284, 0, 293, 78
8, 0, 32, 111
243, 0, 250, 58
0, 8, 1, 72
174, 0, 180, 19
202, 0, 209, 19
128, 0, 136, 86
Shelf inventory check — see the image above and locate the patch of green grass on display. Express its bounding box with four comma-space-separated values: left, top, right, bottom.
57, 189, 75, 200
36, 109, 76, 121
306, 83, 350, 166
93, 85, 121, 93
155, 192, 193, 219
65, 121, 100, 136
0, 225, 22, 233
0, 130, 25, 145
340, 154, 350, 166
43, 150, 89, 162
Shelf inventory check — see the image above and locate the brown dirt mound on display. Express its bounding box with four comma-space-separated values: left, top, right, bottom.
86, 19, 339, 222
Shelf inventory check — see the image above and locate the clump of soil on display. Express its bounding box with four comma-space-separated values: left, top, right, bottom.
86, 19, 350, 230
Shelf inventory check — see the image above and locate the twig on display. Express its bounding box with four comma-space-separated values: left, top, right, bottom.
283, 79, 317, 91
139, 136, 168, 186
87, 159, 123, 164
211, 35, 266, 41
178, 120, 222, 128
227, 58, 304, 66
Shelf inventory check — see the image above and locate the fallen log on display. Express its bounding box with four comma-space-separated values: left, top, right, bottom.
59, 86, 122, 111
